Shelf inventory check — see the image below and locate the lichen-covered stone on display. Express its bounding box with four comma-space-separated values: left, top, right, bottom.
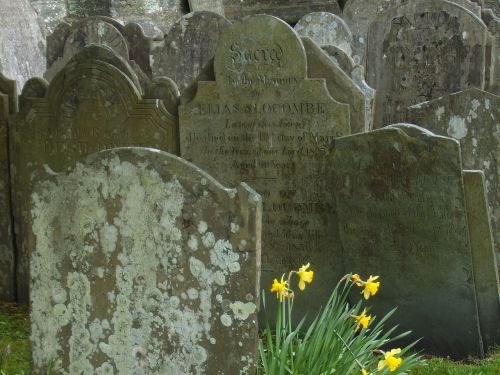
407, 89, 500, 274
188, 0, 225, 16
151, 11, 231, 94
462, 170, 500, 349
10, 47, 179, 303
29, 147, 261, 374
0, 74, 17, 302
331, 124, 484, 358
366, 0, 487, 128
180, 15, 350, 322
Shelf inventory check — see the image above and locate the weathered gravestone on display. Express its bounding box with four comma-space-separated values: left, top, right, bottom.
331, 124, 485, 357
188, 0, 225, 16
0, 0, 46, 90
462, 170, 500, 349
0, 73, 17, 302
407, 89, 500, 271
151, 11, 231, 94
29, 147, 262, 374
366, 0, 488, 128
221, 0, 341, 24
294, 12, 354, 57
180, 15, 350, 320
10, 47, 179, 303
480, 9, 500, 95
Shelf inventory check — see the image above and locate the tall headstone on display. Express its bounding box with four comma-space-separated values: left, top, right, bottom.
462, 170, 500, 349
151, 12, 231, 94
331, 124, 484, 358
222, 0, 341, 24
407, 89, 500, 272
10, 47, 179, 303
0, 0, 46, 90
180, 15, 350, 320
295, 12, 353, 56
366, 0, 488, 128
29, 147, 262, 374
0, 73, 16, 302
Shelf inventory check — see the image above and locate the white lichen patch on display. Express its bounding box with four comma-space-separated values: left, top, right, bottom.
447, 115, 468, 140
230, 302, 257, 321
220, 313, 233, 327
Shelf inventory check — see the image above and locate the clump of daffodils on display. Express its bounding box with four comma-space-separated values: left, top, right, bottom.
258, 267, 422, 375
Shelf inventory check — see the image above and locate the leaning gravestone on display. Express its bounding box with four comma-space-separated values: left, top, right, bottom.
151, 11, 231, 94
462, 170, 500, 349
29, 147, 262, 374
0, 73, 16, 302
367, 0, 488, 128
331, 124, 484, 358
407, 89, 500, 270
295, 12, 354, 57
180, 15, 350, 320
221, 0, 341, 24
10, 48, 179, 303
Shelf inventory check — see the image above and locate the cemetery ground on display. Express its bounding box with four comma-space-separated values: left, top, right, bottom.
1, 301, 499, 374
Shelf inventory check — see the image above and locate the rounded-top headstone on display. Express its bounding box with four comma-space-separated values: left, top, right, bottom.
294, 12, 354, 57
214, 15, 307, 86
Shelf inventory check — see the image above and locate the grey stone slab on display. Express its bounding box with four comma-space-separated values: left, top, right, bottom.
180, 15, 350, 321
480, 9, 500, 94
463, 170, 500, 349
407, 89, 500, 277
189, 0, 225, 16
151, 11, 231, 94
29, 0, 68, 34
0, 0, 46, 91
302, 37, 366, 133
366, 0, 488, 128
221, 0, 341, 24
145, 76, 180, 117
29, 147, 261, 374
331, 124, 483, 358
295, 12, 353, 56
0, 74, 16, 302
10, 48, 179, 303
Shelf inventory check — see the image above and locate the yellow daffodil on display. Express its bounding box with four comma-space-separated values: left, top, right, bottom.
296, 263, 314, 290
378, 348, 403, 372
361, 369, 372, 375
351, 273, 363, 286
362, 275, 380, 300
270, 274, 289, 302
353, 308, 372, 331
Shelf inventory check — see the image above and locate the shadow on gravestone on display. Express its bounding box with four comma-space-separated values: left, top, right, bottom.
331, 124, 485, 358
151, 11, 231, 94
0, 73, 17, 302
10, 46, 179, 303
180, 15, 350, 325
366, 0, 488, 128
29, 147, 262, 374
407, 89, 500, 277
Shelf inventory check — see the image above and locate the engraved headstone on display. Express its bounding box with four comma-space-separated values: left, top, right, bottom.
222, 0, 341, 24
463, 170, 500, 349
0, 73, 16, 302
367, 0, 488, 128
407, 89, 500, 271
180, 15, 350, 320
295, 12, 353, 57
151, 11, 231, 94
331, 124, 483, 357
10, 48, 179, 303
29, 147, 261, 374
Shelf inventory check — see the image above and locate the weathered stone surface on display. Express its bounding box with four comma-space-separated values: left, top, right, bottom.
123, 22, 154, 76
222, 0, 341, 24
0, 0, 46, 91
302, 37, 366, 133
145, 77, 180, 117
367, 0, 488, 128
481, 9, 500, 95
180, 15, 350, 320
407, 89, 500, 274
462, 170, 500, 349
295, 12, 353, 56
45, 18, 129, 82
29, 147, 261, 374
189, 0, 225, 16
151, 11, 231, 94
10, 48, 179, 303
30, 0, 68, 33
331, 124, 483, 357
0, 74, 16, 302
